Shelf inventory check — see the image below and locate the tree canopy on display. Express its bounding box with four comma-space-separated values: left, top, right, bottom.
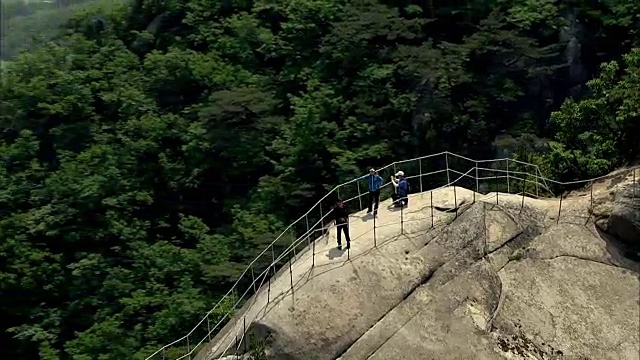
0, 0, 638, 359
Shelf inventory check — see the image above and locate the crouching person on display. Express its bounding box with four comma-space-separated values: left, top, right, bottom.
332, 199, 351, 250
390, 171, 409, 207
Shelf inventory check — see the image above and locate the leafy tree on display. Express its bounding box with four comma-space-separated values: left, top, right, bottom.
536, 48, 640, 181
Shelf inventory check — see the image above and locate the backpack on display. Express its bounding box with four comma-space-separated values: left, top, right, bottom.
398, 178, 410, 195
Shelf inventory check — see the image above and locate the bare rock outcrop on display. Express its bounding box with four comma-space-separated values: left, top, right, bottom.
592, 169, 640, 260
198, 168, 640, 360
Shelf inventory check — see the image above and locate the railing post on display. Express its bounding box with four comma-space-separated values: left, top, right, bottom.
419, 158, 423, 193
400, 200, 404, 235
535, 167, 540, 198
243, 316, 247, 353
520, 173, 526, 213
506, 159, 510, 193
357, 181, 363, 210
557, 194, 563, 224
373, 210, 377, 247
288, 252, 293, 292
305, 215, 310, 247
251, 266, 256, 293
235, 334, 238, 358
271, 245, 276, 277
291, 228, 297, 261
312, 235, 315, 267
492, 163, 498, 201
445, 153, 451, 185
207, 314, 211, 341
482, 202, 487, 258
162, 348, 166, 360
267, 271, 271, 303
633, 168, 636, 200
186, 335, 190, 360
453, 185, 458, 219
430, 191, 434, 228
475, 162, 479, 193
320, 203, 326, 242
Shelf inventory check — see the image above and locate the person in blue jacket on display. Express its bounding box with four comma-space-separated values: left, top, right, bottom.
390, 171, 408, 207
358, 168, 384, 215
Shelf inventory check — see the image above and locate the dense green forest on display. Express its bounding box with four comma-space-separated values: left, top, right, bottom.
0, 0, 638, 359
1, 0, 114, 61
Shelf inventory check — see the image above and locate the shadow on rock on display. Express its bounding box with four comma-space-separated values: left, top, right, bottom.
327, 247, 345, 260
360, 213, 375, 221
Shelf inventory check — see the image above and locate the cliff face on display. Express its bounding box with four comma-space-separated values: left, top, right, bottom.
201, 168, 639, 360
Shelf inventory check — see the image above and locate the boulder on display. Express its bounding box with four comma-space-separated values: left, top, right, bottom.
592, 168, 640, 260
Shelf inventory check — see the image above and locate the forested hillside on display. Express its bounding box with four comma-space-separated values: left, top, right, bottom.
0, 0, 114, 61
0, 0, 638, 359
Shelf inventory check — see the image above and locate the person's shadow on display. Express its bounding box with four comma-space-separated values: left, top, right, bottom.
360, 213, 375, 221
327, 247, 345, 259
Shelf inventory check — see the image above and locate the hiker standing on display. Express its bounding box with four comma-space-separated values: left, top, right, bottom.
390, 171, 409, 207
332, 199, 351, 250
358, 168, 384, 215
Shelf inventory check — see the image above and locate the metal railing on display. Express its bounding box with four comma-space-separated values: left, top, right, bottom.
143, 151, 638, 360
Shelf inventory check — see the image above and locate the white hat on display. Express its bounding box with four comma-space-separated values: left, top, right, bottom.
395, 171, 404, 177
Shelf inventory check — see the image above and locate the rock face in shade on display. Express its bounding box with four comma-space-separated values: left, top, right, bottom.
197, 168, 640, 360
591, 168, 640, 260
